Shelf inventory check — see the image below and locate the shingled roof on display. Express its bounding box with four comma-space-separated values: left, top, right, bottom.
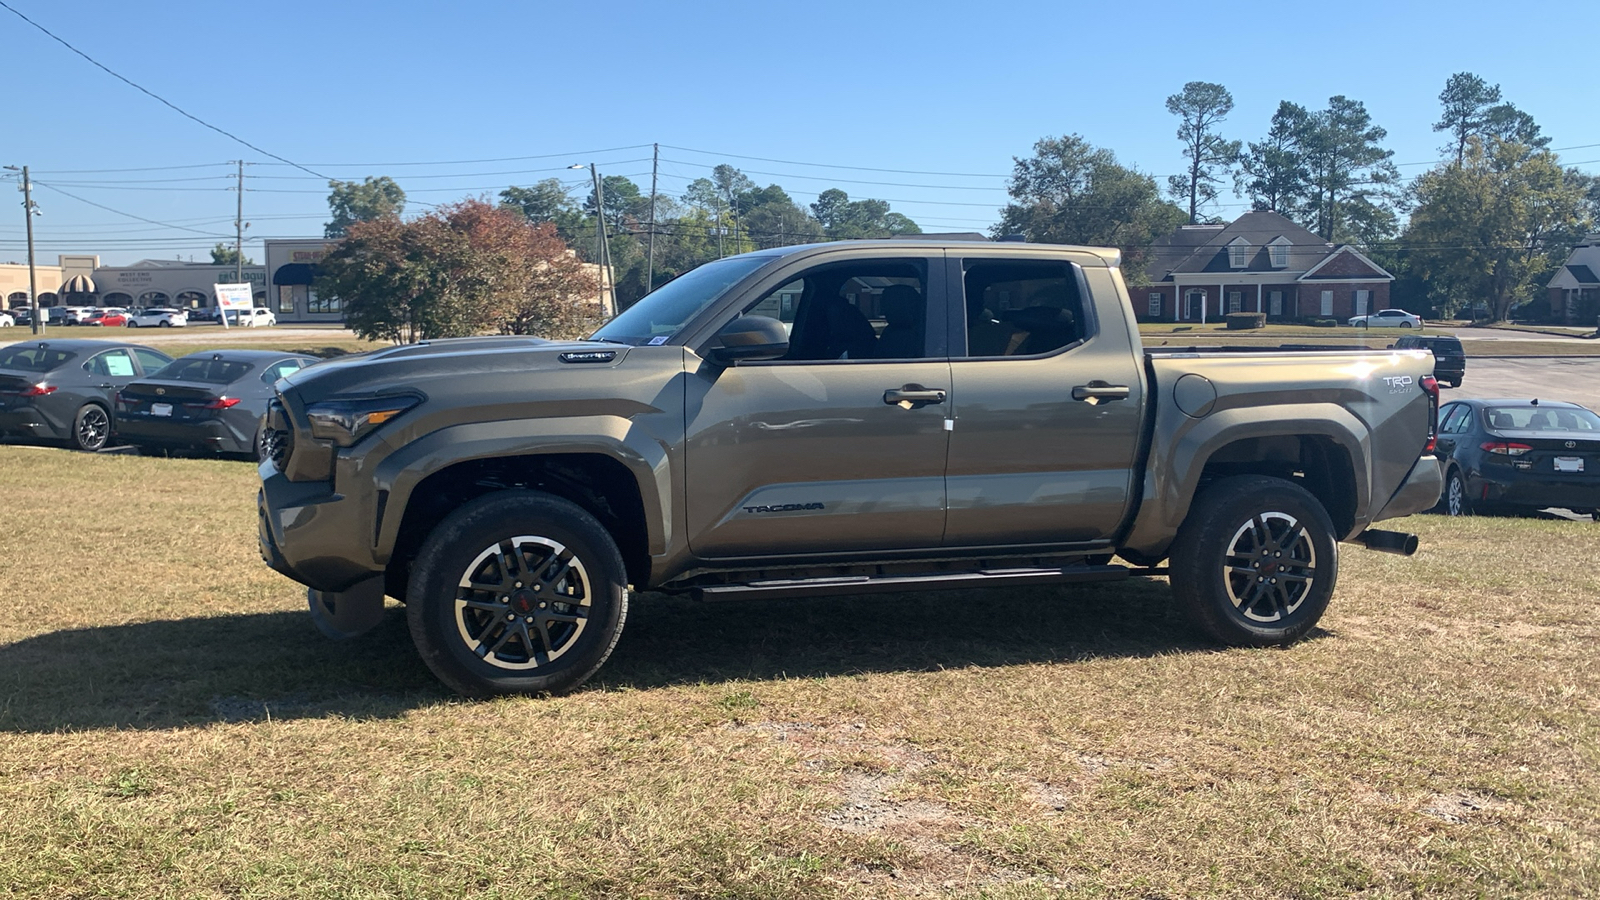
1145, 210, 1339, 280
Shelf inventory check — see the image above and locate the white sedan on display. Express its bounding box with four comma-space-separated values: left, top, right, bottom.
1349, 308, 1423, 328
0, 311, 13, 327
227, 308, 277, 327
128, 307, 188, 328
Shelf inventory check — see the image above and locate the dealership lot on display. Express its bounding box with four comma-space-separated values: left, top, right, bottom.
1450, 356, 1600, 409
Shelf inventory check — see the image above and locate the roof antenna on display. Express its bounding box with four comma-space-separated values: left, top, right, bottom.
1531, 398, 1539, 406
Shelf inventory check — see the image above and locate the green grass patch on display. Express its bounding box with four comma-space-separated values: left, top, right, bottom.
0, 447, 1597, 896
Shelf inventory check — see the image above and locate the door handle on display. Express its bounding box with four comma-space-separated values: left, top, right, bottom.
883, 384, 947, 409
1071, 381, 1130, 404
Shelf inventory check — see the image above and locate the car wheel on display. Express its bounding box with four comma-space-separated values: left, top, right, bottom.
1357, 320, 1368, 328
158, 320, 172, 328
406, 490, 628, 698
1443, 469, 1470, 517
1168, 475, 1337, 647
72, 404, 111, 452
1401, 321, 1415, 328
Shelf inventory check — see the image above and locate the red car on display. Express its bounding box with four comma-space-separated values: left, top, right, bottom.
83, 308, 130, 327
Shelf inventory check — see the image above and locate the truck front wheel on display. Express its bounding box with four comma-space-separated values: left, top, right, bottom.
406, 490, 629, 698
1169, 476, 1338, 647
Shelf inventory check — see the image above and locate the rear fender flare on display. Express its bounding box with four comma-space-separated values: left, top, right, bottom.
1122, 404, 1368, 556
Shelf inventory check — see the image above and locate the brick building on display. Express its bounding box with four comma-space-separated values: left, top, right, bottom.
1132, 210, 1394, 323
1546, 233, 1600, 324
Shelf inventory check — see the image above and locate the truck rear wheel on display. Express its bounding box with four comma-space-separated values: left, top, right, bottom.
1169, 475, 1338, 647
406, 490, 628, 698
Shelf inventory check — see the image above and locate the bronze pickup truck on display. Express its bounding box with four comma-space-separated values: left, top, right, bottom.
257, 240, 1442, 696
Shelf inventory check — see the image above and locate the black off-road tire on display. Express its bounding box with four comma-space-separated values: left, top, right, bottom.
406, 490, 628, 698
71, 403, 111, 452
1169, 475, 1338, 647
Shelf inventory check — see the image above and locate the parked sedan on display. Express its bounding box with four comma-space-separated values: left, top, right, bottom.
1434, 397, 1600, 518
62, 307, 96, 326
128, 307, 188, 328
0, 339, 174, 451
1349, 308, 1423, 328
115, 350, 317, 457
0, 311, 13, 327
83, 308, 130, 327
225, 308, 276, 327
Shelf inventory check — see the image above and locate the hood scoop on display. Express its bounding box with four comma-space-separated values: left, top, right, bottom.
558, 350, 618, 364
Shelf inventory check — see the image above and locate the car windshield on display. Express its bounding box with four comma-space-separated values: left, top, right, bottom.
589, 255, 774, 346
150, 357, 255, 384
0, 346, 76, 372
1485, 406, 1600, 432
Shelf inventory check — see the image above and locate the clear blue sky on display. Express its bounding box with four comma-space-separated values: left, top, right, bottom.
4, 0, 1597, 266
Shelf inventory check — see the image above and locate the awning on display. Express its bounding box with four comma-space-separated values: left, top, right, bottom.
273, 263, 319, 285
59, 274, 96, 294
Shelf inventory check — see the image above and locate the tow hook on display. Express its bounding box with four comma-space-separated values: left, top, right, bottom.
1355, 529, 1419, 556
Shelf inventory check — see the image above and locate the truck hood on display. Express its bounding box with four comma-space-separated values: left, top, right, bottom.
278, 336, 630, 402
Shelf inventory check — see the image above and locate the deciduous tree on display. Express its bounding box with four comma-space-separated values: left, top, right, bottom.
209, 243, 253, 266
325, 176, 406, 238
997, 134, 1186, 283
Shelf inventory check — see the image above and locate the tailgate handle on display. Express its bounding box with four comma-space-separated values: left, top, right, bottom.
883, 385, 947, 409
1072, 381, 1130, 404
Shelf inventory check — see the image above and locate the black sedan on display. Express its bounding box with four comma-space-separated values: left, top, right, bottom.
114, 350, 318, 457
0, 339, 175, 451
1435, 397, 1600, 518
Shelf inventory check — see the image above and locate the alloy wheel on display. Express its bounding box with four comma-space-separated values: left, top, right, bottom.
453, 535, 591, 670
1223, 512, 1317, 622
1447, 474, 1466, 516
77, 406, 109, 451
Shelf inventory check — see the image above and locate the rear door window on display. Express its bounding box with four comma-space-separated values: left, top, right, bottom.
260, 358, 310, 383
85, 350, 136, 378
958, 259, 1089, 357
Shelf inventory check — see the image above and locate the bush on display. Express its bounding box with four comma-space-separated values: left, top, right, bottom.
1224, 312, 1266, 330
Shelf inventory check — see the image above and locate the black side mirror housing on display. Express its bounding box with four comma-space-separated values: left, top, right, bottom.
710, 315, 789, 364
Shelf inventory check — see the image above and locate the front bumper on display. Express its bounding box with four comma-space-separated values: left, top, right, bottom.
257, 463, 382, 592
1472, 467, 1600, 511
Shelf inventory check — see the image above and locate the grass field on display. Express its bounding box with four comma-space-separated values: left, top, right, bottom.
0, 447, 1596, 897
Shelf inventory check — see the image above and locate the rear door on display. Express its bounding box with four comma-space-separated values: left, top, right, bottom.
683, 251, 953, 558
942, 254, 1145, 546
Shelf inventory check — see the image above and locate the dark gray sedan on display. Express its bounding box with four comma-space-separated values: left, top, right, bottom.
0, 339, 175, 451
114, 350, 318, 457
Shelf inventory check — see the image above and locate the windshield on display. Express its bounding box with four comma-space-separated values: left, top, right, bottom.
0, 346, 75, 372
590, 255, 773, 346
1485, 406, 1600, 432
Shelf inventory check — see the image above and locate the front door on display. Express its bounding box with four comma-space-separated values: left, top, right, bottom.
1185, 290, 1205, 320
684, 254, 952, 558
943, 256, 1144, 546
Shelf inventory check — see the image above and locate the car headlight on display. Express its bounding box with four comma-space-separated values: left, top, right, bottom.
304, 395, 421, 447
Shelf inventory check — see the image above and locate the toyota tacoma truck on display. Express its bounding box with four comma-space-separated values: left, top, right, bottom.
257, 240, 1443, 697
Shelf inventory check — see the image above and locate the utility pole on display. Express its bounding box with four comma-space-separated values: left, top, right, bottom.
589, 163, 612, 316
646, 143, 658, 294
234, 160, 245, 283
5, 165, 41, 335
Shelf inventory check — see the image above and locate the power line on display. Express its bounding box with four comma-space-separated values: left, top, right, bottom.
254, 145, 655, 169
28, 182, 232, 237
662, 144, 1008, 178
0, 0, 326, 179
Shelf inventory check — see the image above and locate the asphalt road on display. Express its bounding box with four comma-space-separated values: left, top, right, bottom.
1449, 357, 1600, 410
1436, 325, 1595, 342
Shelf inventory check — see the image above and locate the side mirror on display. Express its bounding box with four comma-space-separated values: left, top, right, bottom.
710, 315, 789, 364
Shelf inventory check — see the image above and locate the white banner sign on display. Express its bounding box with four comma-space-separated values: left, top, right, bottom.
214, 283, 254, 311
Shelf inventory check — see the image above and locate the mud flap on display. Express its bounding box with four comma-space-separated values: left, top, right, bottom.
307, 574, 387, 640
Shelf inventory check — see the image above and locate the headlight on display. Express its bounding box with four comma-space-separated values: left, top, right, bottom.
304, 395, 420, 447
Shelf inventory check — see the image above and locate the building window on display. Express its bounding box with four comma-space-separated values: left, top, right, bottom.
1320, 290, 1334, 316
1269, 241, 1289, 268
1227, 291, 1243, 313
1269, 290, 1283, 317
1354, 289, 1370, 316
1148, 292, 1162, 317
1228, 242, 1250, 268
306, 288, 341, 315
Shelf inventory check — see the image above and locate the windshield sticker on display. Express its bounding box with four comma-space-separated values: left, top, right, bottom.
648, 336, 669, 346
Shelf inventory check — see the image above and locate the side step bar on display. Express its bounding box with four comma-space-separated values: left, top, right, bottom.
692, 564, 1146, 602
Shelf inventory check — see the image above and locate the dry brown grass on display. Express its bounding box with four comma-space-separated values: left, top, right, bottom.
0, 446, 1597, 897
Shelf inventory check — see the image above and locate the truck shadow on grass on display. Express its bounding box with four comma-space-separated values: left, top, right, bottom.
0, 579, 1301, 732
